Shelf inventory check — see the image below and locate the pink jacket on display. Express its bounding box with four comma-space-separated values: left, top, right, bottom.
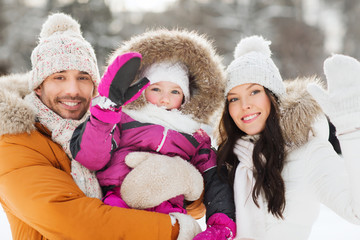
71, 112, 216, 187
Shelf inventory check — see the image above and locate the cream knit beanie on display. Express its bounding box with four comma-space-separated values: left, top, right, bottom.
225, 35, 285, 97
141, 61, 190, 103
29, 13, 100, 90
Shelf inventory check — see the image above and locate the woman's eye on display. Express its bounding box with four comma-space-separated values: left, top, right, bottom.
171, 90, 180, 94
228, 97, 238, 103
251, 90, 260, 95
54, 76, 64, 80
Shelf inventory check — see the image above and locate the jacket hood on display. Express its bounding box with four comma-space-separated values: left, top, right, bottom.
0, 72, 35, 136
280, 77, 325, 149
107, 29, 226, 125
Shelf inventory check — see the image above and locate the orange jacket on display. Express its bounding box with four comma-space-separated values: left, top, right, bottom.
0, 122, 179, 239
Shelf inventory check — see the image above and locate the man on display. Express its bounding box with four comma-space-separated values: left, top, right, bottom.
0, 13, 198, 239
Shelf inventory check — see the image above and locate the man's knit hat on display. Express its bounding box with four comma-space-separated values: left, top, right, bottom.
29, 13, 100, 90
225, 35, 285, 97
140, 61, 190, 103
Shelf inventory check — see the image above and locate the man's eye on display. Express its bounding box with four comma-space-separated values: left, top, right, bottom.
79, 76, 91, 80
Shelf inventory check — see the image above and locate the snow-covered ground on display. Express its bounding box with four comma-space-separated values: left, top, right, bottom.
1, 204, 359, 239
0, 205, 11, 240
308, 204, 360, 239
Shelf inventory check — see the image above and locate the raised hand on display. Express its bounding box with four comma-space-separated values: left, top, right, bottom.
307, 54, 360, 135
91, 52, 149, 123
98, 52, 149, 106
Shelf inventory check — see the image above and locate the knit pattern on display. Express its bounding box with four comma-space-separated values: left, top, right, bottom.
29, 13, 100, 90
140, 61, 190, 103
225, 36, 285, 97
25, 92, 102, 199
322, 54, 360, 134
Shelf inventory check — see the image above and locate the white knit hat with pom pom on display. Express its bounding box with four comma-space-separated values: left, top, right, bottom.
29, 13, 100, 90
225, 35, 285, 97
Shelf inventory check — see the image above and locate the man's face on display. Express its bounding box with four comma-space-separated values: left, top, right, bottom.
35, 70, 95, 120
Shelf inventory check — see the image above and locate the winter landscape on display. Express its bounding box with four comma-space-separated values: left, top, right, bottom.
1, 0, 360, 239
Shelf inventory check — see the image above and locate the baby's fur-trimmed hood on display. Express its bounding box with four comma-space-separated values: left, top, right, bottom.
0, 72, 35, 136
280, 77, 325, 149
107, 29, 226, 126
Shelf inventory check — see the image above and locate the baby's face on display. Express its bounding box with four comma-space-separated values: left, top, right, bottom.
144, 81, 184, 110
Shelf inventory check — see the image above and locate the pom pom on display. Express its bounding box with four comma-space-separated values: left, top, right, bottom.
40, 13, 81, 39
234, 35, 272, 59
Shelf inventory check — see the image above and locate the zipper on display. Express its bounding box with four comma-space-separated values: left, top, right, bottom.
156, 127, 168, 152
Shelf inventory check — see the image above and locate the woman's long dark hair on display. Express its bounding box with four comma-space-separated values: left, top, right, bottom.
217, 88, 286, 218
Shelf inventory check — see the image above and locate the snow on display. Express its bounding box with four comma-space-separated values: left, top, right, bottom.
1, 204, 360, 239
0, 205, 11, 240
308, 204, 360, 239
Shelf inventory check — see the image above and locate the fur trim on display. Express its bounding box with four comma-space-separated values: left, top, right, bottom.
121, 152, 204, 209
0, 73, 35, 135
280, 77, 324, 149
0, 72, 32, 98
123, 103, 201, 134
108, 29, 226, 126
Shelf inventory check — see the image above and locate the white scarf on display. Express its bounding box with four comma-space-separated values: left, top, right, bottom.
25, 92, 102, 199
233, 138, 266, 240
123, 103, 201, 134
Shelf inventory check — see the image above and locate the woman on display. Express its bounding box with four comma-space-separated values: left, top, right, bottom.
216, 35, 360, 240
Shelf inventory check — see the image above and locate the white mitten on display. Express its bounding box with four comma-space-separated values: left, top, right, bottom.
121, 152, 204, 209
307, 54, 360, 135
169, 212, 202, 240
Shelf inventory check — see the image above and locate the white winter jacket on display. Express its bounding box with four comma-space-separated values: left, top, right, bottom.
233, 78, 360, 240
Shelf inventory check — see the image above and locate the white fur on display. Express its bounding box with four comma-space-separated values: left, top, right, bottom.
123, 103, 201, 134
0, 73, 35, 135
121, 152, 204, 209
125, 152, 154, 168
234, 35, 271, 59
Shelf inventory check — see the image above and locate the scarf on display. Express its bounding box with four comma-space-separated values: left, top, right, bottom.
233, 138, 266, 239
123, 103, 201, 134
26, 92, 102, 199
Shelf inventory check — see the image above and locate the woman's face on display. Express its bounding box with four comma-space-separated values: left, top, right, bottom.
227, 83, 271, 135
